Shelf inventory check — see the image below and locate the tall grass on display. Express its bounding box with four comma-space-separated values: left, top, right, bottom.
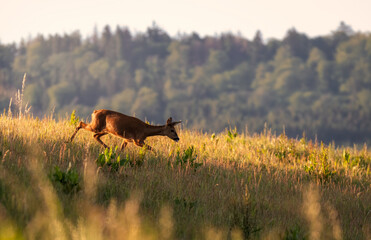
0, 113, 370, 240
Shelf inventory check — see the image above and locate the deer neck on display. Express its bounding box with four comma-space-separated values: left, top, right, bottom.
144, 124, 166, 137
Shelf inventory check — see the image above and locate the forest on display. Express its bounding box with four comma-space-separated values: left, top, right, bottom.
0, 22, 370, 145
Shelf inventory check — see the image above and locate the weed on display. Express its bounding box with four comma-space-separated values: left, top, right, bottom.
96, 147, 143, 171
303, 161, 316, 175
354, 155, 370, 169
226, 127, 238, 143
14, 73, 32, 118
136, 146, 146, 166
343, 150, 370, 169
303, 146, 336, 181
283, 224, 308, 240
174, 146, 203, 170
211, 133, 216, 140
230, 197, 261, 239
96, 147, 127, 171
318, 144, 336, 181
50, 164, 81, 194
342, 149, 351, 165
174, 197, 197, 211
69, 110, 80, 126
275, 147, 289, 161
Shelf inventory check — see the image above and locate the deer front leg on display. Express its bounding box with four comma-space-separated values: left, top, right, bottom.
69, 121, 89, 143
93, 132, 108, 148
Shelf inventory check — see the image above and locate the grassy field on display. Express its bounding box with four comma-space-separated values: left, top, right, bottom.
0, 112, 370, 240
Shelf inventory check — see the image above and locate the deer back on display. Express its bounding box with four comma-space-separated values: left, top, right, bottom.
93, 110, 148, 139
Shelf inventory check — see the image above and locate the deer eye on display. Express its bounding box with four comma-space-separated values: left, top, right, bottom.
171, 130, 175, 133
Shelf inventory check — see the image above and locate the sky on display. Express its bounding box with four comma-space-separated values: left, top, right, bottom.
1, 0, 371, 44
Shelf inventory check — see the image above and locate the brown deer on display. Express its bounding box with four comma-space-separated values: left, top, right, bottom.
68, 109, 181, 150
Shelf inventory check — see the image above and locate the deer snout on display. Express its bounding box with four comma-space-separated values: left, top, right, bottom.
173, 137, 180, 142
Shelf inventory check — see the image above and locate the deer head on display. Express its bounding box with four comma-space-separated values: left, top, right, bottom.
164, 117, 181, 142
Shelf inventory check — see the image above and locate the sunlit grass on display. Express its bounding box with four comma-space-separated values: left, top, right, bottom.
0, 113, 370, 239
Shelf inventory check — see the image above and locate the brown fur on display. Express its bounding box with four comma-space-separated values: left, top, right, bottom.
68, 109, 181, 150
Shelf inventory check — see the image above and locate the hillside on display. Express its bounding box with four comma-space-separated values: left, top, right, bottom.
0, 113, 370, 239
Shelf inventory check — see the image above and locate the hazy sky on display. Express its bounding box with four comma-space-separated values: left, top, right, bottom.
1, 0, 370, 44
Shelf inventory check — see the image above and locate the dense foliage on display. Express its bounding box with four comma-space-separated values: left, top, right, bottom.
1, 22, 370, 144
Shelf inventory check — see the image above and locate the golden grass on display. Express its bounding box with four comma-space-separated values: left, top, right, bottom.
0, 113, 370, 240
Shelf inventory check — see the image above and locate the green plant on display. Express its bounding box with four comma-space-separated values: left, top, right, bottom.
283, 224, 307, 240
51, 165, 81, 194
226, 127, 238, 143
303, 161, 316, 175
342, 150, 370, 169
343, 149, 351, 165
174, 146, 202, 170
353, 155, 370, 169
96, 147, 130, 171
318, 144, 336, 180
275, 147, 289, 161
174, 197, 197, 210
96, 147, 141, 171
69, 110, 80, 126
136, 146, 146, 167
303, 146, 336, 181
211, 133, 216, 140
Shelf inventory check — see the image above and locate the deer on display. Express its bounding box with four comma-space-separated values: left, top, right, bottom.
68, 109, 181, 151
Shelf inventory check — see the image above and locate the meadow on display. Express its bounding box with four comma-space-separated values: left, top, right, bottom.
0, 112, 370, 240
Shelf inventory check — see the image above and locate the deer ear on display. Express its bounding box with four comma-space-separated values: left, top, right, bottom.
166, 118, 181, 126
166, 117, 173, 125
172, 121, 182, 126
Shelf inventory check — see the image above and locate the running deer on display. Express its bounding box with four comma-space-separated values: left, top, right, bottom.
68, 109, 181, 150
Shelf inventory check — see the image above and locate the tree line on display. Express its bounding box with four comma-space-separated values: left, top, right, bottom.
0, 22, 370, 145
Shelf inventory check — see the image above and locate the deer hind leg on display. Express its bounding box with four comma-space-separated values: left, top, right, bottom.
134, 140, 153, 151
93, 132, 108, 149
120, 140, 130, 151
69, 121, 94, 142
